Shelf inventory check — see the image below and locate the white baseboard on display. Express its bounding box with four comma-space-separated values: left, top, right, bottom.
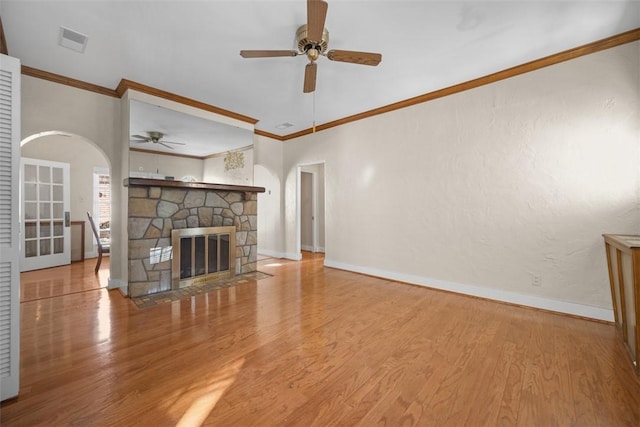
257, 249, 287, 259
257, 249, 302, 260
301, 245, 325, 253
323, 259, 614, 322
108, 278, 127, 295
284, 252, 302, 261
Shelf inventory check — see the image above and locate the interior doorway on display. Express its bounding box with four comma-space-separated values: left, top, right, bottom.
20, 131, 111, 281
300, 171, 314, 251
296, 162, 325, 258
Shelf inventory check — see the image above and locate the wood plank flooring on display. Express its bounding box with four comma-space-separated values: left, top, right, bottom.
2, 253, 640, 426
19, 257, 109, 302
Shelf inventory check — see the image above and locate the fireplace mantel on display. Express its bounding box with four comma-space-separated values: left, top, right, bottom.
124, 178, 265, 194
124, 178, 264, 297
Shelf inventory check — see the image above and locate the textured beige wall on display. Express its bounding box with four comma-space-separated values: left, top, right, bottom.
281, 42, 640, 315
254, 135, 284, 258
203, 149, 254, 185
129, 150, 204, 182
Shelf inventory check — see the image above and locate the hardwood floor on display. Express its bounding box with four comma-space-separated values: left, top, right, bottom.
20, 257, 109, 302
2, 253, 640, 426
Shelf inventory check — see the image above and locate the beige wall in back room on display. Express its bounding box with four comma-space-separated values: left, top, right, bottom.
129, 150, 204, 181
281, 41, 640, 313
203, 149, 254, 185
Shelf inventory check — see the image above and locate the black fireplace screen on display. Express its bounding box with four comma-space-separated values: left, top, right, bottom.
172, 226, 236, 289
179, 233, 231, 279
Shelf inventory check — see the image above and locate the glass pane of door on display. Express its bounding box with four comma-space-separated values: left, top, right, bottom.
21, 158, 71, 271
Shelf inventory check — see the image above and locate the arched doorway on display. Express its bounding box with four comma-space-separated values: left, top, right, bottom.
20, 131, 111, 292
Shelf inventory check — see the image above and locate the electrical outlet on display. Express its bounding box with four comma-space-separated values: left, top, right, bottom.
532, 275, 542, 287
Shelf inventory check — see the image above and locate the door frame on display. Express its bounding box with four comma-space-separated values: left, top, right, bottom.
295, 161, 325, 259
300, 171, 316, 252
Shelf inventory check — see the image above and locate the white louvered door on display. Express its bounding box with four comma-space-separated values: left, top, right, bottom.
0, 54, 21, 401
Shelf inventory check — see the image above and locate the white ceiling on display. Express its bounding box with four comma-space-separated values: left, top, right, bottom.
3, 0, 640, 145
129, 100, 254, 157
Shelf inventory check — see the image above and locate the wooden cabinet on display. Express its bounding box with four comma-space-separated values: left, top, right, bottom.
603, 234, 640, 374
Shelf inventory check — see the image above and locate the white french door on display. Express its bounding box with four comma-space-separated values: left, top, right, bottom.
20, 158, 71, 272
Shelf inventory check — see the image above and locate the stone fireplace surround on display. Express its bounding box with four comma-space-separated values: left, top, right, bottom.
124, 178, 265, 297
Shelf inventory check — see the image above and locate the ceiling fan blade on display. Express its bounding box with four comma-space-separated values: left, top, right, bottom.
161, 141, 186, 145
327, 49, 382, 66
240, 50, 298, 58
131, 135, 150, 140
159, 142, 175, 150
303, 62, 317, 93
307, 0, 328, 42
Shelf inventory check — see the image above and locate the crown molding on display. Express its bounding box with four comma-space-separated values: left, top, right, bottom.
281, 28, 640, 141
254, 129, 285, 141
19, 69, 258, 127
21, 65, 119, 97
129, 146, 205, 160
115, 79, 258, 125
130, 144, 254, 160
19, 28, 639, 142
203, 144, 253, 160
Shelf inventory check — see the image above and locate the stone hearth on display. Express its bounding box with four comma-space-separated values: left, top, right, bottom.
125, 178, 264, 297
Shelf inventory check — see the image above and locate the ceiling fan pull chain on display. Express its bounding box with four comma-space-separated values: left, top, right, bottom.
312, 91, 316, 133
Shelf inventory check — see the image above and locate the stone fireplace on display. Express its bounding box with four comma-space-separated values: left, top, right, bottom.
124, 178, 265, 297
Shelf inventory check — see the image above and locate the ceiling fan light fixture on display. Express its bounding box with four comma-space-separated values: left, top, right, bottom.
147, 131, 164, 141
307, 48, 320, 62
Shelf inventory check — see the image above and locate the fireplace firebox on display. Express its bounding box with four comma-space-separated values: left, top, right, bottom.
171, 226, 236, 289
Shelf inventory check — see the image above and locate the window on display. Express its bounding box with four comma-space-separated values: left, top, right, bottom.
93, 168, 111, 244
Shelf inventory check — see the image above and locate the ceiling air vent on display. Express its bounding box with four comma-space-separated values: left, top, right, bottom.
58, 26, 88, 53
275, 123, 294, 129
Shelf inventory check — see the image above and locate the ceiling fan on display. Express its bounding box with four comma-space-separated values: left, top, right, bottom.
240, 0, 382, 93
130, 131, 186, 150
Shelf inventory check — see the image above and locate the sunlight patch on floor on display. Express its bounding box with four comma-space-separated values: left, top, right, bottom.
164, 358, 245, 426
263, 262, 283, 268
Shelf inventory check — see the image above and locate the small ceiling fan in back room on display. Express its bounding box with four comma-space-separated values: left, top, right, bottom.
240, 0, 382, 93
130, 131, 186, 150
